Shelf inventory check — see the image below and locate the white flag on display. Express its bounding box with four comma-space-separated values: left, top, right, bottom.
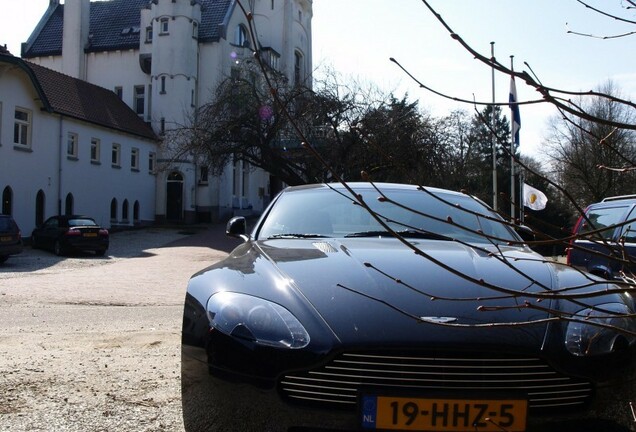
523, 183, 547, 210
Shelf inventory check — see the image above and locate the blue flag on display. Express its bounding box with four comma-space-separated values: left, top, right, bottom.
509, 76, 521, 147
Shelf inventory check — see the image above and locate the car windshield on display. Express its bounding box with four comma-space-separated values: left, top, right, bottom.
68, 218, 98, 227
257, 186, 518, 244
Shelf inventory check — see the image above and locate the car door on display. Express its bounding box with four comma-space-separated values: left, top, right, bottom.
38, 217, 61, 249
573, 204, 631, 278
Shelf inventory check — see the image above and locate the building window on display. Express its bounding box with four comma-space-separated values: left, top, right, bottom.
110, 198, 118, 220
235, 24, 249, 47
114, 86, 123, 99
160, 76, 166, 94
90, 138, 100, 163
149, 152, 156, 173
160, 17, 169, 34
160, 118, 166, 135
271, 0, 275, 9
35, 190, 45, 227
294, 51, 304, 86
232, 158, 249, 207
122, 199, 129, 221
13, 108, 31, 147
65, 193, 74, 216
2, 186, 13, 215
112, 143, 121, 167
67, 132, 78, 158
192, 21, 198, 39
145, 26, 153, 42
134, 85, 145, 116
131, 148, 140, 170
199, 166, 208, 184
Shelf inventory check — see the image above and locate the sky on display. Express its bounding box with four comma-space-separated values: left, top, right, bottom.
1, 0, 635, 160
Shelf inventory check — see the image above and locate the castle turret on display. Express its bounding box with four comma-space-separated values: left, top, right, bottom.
148, 0, 202, 135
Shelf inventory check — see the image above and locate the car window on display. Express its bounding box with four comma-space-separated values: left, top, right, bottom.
257, 187, 517, 244
620, 207, 636, 243
44, 218, 59, 229
68, 218, 98, 227
578, 206, 628, 240
0, 217, 16, 232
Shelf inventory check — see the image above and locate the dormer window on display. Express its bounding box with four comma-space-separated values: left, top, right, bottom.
235, 24, 249, 48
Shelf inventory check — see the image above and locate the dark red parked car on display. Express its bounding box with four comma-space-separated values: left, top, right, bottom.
31, 215, 109, 256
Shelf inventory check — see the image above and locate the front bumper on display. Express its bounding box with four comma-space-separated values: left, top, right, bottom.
181, 346, 636, 432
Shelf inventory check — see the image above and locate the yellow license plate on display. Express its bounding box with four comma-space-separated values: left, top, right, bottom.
83, 233, 98, 237
0, 236, 10, 242
361, 395, 528, 432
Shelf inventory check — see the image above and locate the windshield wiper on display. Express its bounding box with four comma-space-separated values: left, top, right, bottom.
395, 229, 453, 241
345, 229, 453, 241
344, 230, 390, 238
267, 233, 331, 239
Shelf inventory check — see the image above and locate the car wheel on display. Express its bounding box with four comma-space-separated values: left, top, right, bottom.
54, 240, 64, 256
31, 236, 39, 249
95, 249, 107, 257
0, 256, 8, 264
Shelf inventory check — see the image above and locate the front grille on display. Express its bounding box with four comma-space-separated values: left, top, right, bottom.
280, 352, 593, 413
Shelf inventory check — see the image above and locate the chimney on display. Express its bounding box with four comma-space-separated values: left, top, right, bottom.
62, 0, 90, 79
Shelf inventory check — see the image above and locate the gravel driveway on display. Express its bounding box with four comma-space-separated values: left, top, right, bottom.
0, 225, 240, 431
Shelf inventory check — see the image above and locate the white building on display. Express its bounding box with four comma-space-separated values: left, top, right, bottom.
21, 0, 313, 223
0, 48, 159, 235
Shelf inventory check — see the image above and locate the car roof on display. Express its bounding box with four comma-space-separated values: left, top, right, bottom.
52, 215, 94, 219
600, 195, 636, 203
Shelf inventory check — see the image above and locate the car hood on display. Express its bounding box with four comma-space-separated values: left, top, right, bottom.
256, 238, 557, 350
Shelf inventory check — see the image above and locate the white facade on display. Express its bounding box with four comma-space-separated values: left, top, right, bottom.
0, 57, 158, 235
24, 0, 314, 223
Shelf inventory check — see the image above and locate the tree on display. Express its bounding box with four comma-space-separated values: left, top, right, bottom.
547, 81, 636, 207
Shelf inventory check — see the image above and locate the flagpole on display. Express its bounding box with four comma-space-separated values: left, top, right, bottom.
510, 55, 516, 221
491, 42, 497, 211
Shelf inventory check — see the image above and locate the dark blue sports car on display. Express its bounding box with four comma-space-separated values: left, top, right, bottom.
182, 183, 636, 432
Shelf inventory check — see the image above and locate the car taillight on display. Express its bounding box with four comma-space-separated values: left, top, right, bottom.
66, 229, 82, 237
99, 229, 109, 236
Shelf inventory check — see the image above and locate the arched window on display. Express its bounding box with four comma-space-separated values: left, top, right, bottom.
65, 193, 74, 215
122, 199, 129, 222
35, 190, 45, 227
235, 24, 249, 48
133, 201, 140, 222
110, 198, 118, 221
294, 50, 304, 85
2, 186, 13, 215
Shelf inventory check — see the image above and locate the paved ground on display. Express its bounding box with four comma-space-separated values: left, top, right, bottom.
0, 224, 241, 431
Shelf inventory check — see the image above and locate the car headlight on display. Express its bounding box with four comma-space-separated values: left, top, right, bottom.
207, 291, 310, 349
565, 302, 636, 356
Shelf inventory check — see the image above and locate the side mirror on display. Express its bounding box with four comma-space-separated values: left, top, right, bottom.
226, 216, 248, 240
515, 224, 535, 242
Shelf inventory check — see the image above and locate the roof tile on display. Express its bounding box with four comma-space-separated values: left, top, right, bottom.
24, 0, 233, 58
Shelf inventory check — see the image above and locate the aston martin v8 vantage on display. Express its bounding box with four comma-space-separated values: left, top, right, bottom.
182, 183, 636, 432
